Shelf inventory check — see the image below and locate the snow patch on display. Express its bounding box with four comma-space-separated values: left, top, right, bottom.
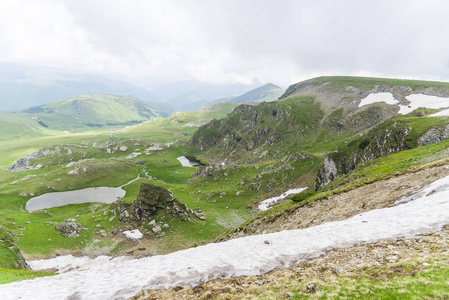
358, 93, 399, 107
399, 94, 449, 115
177, 156, 200, 167
123, 229, 143, 240
4, 175, 449, 299
258, 188, 307, 211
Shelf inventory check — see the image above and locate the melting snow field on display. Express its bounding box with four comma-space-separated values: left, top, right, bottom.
400, 94, 449, 115
258, 188, 307, 211
358, 93, 449, 115
358, 92, 399, 107
177, 156, 201, 167
3, 175, 449, 299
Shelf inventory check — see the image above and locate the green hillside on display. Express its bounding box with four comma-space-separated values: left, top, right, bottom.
4, 76, 449, 294
227, 83, 284, 104
21, 94, 172, 131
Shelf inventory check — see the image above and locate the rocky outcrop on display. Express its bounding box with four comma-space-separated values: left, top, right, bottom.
188, 100, 324, 163
55, 221, 86, 238
316, 118, 449, 188
114, 183, 198, 223
7, 146, 67, 172
419, 124, 449, 146
316, 119, 413, 188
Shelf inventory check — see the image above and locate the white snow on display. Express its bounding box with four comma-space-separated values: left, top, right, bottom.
358, 92, 399, 107
177, 156, 200, 167
123, 229, 143, 240
429, 108, 449, 117
399, 94, 449, 115
3, 175, 449, 300
258, 188, 307, 211
358, 93, 449, 115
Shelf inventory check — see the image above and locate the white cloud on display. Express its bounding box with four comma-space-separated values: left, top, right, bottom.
1, 0, 449, 86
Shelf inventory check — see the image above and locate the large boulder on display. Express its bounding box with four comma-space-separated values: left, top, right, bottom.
127, 183, 197, 222
55, 221, 84, 238
132, 183, 175, 219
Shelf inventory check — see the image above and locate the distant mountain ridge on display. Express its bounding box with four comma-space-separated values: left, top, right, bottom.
20, 93, 171, 130
224, 83, 284, 104
0, 63, 268, 112
0, 63, 163, 112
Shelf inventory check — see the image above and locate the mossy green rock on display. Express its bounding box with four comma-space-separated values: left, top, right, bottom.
131, 183, 194, 222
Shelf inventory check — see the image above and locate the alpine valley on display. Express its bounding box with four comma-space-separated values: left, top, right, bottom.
2, 76, 449, 299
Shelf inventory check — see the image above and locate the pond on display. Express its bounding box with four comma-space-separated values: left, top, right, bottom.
26, 186, 126, 212
25, 176, 141, 212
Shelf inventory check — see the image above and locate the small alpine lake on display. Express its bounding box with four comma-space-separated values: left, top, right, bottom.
25, 186, 126, 212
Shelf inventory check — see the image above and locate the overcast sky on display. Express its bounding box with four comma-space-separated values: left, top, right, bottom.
1, 0, 449, 86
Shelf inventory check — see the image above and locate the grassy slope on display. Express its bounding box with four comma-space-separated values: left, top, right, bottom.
219, 112, 449, 238
19, 94, 172, 132
292, 75, 449, 91
3, 77, 449, 287
229, 83, 284, 104
0, 102, 250, 282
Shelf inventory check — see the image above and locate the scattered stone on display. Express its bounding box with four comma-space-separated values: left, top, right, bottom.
307, 283, 319, 293
55, 221, 83, 238
149, 220, 156, 226
264, 240, 270, 245
99, 140, 116, 149
333, 267, 342, 275
162, 224, 169, 228
126, 152, 141, 160
109, 216, 115, 222
286, 291, 295, 297
254, 279, 266, 286
96, 224, 101, 228
152, 226, 162, 233
25, 221, 31, 224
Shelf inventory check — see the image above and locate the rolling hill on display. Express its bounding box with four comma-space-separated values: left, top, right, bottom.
224, 83, 284, 104
19, 93, 172, 131
3, 76, 449, 299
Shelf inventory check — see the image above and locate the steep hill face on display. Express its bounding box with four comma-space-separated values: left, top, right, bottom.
21, 94, 172, 130
189, 76, 449, 165
280, 76, 449, 114
188, 96, 325, 163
